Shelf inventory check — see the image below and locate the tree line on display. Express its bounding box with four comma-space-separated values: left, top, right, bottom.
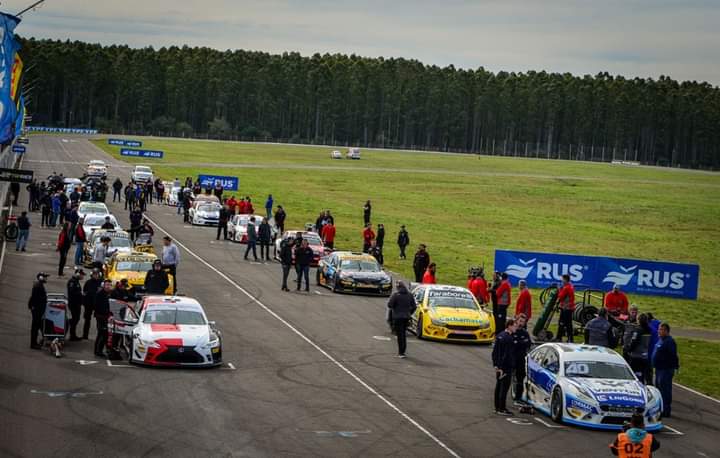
19, 37, 720, 169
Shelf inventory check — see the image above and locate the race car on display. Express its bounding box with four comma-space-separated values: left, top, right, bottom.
86, 160, 107, 178
274, 230, 328, 266
330, 150, 342, 159
130, 295, 222, 367
316, 251, 392, 296
131, 165, 154, 183
63, 177, 82, 195
82, 214, 120, 235
227, 214, 276, 243
106, 252, 174, 295
409, 284, 495, 343
189, 201, 221, 226
77, 201, 109, 219
84, 229, 133, 266
106, 298, 140, 357
523, 343, 663, 431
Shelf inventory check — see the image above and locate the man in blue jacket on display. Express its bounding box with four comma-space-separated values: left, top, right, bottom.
652, 322, 679, 418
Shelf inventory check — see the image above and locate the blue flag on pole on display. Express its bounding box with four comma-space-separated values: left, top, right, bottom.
0, 12, 20, 145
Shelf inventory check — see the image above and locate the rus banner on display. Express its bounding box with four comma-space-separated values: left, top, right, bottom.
0, 12, 20, 144
198, 174, 239, 191
494, 249, 700, 300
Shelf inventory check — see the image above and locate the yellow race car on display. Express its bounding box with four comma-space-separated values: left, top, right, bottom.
106, 252, 174, 295
410, 284, 495, 343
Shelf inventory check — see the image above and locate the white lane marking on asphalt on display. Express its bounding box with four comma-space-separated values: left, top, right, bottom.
106, 360, 135, 368
662, 424, 685, 436
227, 363, 236, 370
673, 382, 720, 404
143, 214, 463, 458
31, 389, 104, 398
8, 252, 43, 257
309, 430, 372, 438
75, 360, 99, 365
533, 417, 565, 429
698, 452, 708, 457
373, 336, 392, 341
314, 290, 323, 295
506, 417, 532, 425
106, 359, 111, 366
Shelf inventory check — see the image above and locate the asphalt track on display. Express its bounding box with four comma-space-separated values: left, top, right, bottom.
1, 135, 718, 458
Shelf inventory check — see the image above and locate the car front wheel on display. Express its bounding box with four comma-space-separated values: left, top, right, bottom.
415, 315, 424, 339
551, 387, 564, 423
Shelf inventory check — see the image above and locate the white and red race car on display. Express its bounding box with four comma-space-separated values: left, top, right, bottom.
129, 296, 222, 367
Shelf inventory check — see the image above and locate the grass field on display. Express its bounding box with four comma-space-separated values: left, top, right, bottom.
674, 338, 720, 398
93, 137, 720, 331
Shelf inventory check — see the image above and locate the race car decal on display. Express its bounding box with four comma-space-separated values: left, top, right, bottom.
428, 290, 473, 299
150, 324, 181, 332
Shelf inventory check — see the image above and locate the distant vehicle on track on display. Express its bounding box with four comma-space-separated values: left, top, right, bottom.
347, 147, 361, 160
331, 150, 342, 159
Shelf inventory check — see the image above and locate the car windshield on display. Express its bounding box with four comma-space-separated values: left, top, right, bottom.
85, 216, 115, 226
136, 167, 151, 173
109, 237, 131, 248
564, 361, 635, 380
291, 233, 321, 244
427, 290, 478, 310
199, 204, 219, 212
143, 308, 206, 325
81, 204, 107, 214
340, 259, 380, 272
116, 261, 154, 271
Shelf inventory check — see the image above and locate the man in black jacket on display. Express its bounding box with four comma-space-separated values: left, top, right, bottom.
28, 272, 49, 349
279, 239, 294, 291
512, 314, 532, 404
94, 280, 113, 357
397, 225, 409, 259
492, 318, 518, 415
294, 239, 313, 292
412, 244, 430, 283
386, 281, 417, 358
217, 205, 230, 240
144, 260, 170, 294
112, 178, 123, 202
584, 307, 616, 348
67, 269, 85, 341
274, 206, 286, 234
82, 269, 103, 339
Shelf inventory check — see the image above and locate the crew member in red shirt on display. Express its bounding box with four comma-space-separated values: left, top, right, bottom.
238, 198, 247, 214
470, 270, 490, 305
245, 197, 255, 214
604, 284, 629, 316
362, 223, 375, 253
422, 263, 437, 284
494, 273, 512, 331
515, 279, 532, 320
226, 196, 238, 214
321, 221, 336, 250
556, 274, 576, 342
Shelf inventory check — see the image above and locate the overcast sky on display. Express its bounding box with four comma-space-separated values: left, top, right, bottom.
6, 0, 720, 85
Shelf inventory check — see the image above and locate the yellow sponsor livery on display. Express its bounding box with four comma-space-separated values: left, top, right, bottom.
410, 284, 495, 343
106, 252, 174, 295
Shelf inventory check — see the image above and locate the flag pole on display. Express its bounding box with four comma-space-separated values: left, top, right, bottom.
17, 0, 47, 17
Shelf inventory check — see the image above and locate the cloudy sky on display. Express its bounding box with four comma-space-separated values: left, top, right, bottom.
6, 0, 720, 85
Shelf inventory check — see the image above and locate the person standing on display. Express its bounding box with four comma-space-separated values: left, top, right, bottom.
129, 208, 143, 241
112, 178, 123, 202
627, 313, 652, 384
495, 273, 512, 333
492, 318, 517, 415
412, 244, 430, 283
369, 240, 384, 266
294, 239, 313, 292
604, 284, 629, 317
67, 269, 85, 341
144, 259, 170, 294
213, 182, 224, 200
321, 220, 336, 250
386, 281, 417, 358
124, 182, 134, 210
92, 236, 115, 270
470, 270, 490, 305
10, 181, 20, 206
376, 223, 385, 249
274, 205, 286, 234
56, 222, 73, 276
362, 223, 375, 253
217, 204, 230, 240
73, 219, 87, 266
512, 314, 531, 404
28, 272, 49, 349
397, 225, 409, 259
162, 236, 180, 294
40, 192, 51, 227
422, 263, 437, 284
652, 322, 679, 418
265, 194, 274, 220
258, 217, 273, 261
515, 279, 532, 320
584, 308, 616, 348
279, 238, 294, 292
93, 280, 113, 357
50, 192, 61, 227
609, 414, 660, 456
363, 200, 371, 225
82, 269, 102, 339
555, 274, 575, 343
15, 211, 31, 252
244, 217, 259, 261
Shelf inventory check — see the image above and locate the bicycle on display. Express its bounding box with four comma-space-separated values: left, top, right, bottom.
4, 214, 18, 241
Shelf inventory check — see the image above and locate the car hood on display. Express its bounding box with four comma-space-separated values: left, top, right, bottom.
134, 172, 152, 177
196, 210, 219, 217
110, 271, 147, 284
342, 271, 389, 281
567, 378, 646, 406
139, 323, 211, 346
431, 306, 491, 326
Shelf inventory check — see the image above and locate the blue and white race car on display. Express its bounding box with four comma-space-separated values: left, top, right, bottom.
523, 343, 663, 431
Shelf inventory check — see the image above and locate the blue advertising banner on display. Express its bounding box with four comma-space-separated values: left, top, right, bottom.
494, 249, 699, 300
27, 126, 98, 134
11, 144, 24, 153
0, 13, 20, 144
198, 174, 239, 191
120, 148, 163, 159
108, 138, 142, 147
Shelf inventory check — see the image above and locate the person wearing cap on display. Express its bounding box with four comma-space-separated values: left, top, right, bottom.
397, 225, 410, 260
604, 284, 629, 317
82, 269, 103, 339
162, 236, 180, 294
67, 269, 85, 341
609, 413, 660, 456
28, 272, 48, 349
110, 279, 139, 302
386, 280, 417, 358
515, 279, 532, 321
94, 280, 113, 357
144, 260, 170, 294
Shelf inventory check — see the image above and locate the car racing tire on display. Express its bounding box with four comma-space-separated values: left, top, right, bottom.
4, 224, 18, 241
551, 387, 564, 424
415, 315, 424, 339
331, 275, 341, 293
316, 270, 322, 286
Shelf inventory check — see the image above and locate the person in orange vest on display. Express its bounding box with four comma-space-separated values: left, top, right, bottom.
605, 284, 630, 316
422, 263, 437, 284
556, 274, 576, 342
494, 273, 512, 332
515, 279, 532, 321
321, 220, 336, 250
609, 413, 660, 457
362, 223, 375, 253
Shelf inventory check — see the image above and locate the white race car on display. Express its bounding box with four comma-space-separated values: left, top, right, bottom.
331, 150, 342, 159
82, 214, 121, 235
77, 202, 110, 219
86, 160, 107, 177
131, 165, 154, 183
523, 343, 663, 431
130, 296, 222, 367
227, 214, 275, 243
189, 201, 221, 226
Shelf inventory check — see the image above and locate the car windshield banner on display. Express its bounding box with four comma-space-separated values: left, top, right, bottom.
120, 148, 163, 158
109, 138, 142, 147
198, 174, 239, 191
494, 249, 699, 299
